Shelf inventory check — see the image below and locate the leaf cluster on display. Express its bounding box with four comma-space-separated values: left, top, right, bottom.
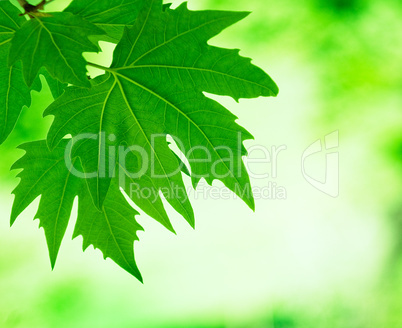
0, 0, 278, 280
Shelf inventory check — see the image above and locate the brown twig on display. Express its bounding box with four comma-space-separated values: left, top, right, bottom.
16, 0, 55, 16
16, 0, 35, 15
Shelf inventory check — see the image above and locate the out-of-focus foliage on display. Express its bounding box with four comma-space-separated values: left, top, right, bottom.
206, 0, 402, 122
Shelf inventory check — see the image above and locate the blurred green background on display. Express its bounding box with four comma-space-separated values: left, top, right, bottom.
1, 0, 402, 327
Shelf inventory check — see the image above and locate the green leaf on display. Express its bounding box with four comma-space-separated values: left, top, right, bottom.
0, 2, 41, 144
8, 12, 105, 87
64, 0, 146, 43
44, 0, 278, 228
11, 140, 143, 279
0, 2, 67, 144
76, 180, 143, 281
11, 140, 82, 269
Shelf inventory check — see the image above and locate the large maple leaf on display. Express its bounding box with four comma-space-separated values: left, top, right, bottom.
44, 0, 278, 220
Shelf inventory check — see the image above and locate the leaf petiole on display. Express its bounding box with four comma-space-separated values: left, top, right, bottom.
87, 62, 114, 73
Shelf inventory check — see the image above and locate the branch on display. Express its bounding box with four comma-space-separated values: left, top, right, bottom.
16, 0, 55, 16
16, 0, 35, 13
